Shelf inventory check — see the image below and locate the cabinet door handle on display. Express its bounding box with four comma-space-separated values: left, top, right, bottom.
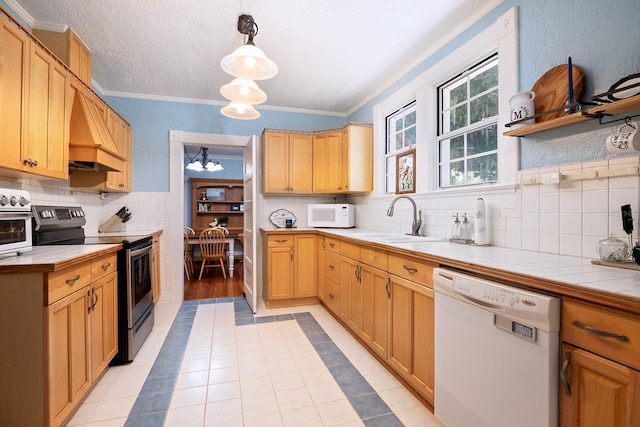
290, 249, 294, 261
101, 262, 111, 270
572, 320, 629, 342
328, 293, 335, 299
275, 239, 288, 243
92, 288, 99, 311
322, 239, 326, 250
66, 274, 81, 284
329, 264, 335, 270
403, 265, 418, 273
386, 278, 391, 298
87, 289, 93, 313
560, 351, 572, 396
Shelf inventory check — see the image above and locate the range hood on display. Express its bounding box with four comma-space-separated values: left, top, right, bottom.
68, 90, 125, 172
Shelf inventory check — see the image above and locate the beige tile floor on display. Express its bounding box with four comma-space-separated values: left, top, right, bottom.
66, 300, 443, 426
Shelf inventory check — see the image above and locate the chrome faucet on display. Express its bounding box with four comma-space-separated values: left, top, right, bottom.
386, 195, 422, 236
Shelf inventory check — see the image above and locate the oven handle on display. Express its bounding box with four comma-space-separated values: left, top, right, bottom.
129, 245, 152, 258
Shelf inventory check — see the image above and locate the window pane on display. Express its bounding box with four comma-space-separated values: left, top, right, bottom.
386, 156, 396, 193
449, 105, 467, 131
470, 89, 498, 124
395, 118, 403, 132
467, 124, 497, 155
467, 153, 498, 184
395, 133, 403, 150
449, 161, 465, 186
448, 82, 467, 106
450, 135, 465, 159
470, 64, 498, 97
405, 110, 416, 127
404, 126, 416, 146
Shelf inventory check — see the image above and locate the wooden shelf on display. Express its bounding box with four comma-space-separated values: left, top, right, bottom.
503, 94, 640, 137
190, 178, 243, 232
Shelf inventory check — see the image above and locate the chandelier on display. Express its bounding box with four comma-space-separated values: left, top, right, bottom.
220, 14, 277, 120
184, 147, 223, 172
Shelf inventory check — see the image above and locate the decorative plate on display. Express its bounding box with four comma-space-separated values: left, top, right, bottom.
269, 209, 297, 228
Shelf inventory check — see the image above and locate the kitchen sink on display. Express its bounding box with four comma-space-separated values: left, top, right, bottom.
348, 232, 448, 243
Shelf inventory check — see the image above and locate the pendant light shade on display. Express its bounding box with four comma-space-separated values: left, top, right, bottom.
221, 44, 278, 80
220, 78, 267, 104
221, 102, 260, 120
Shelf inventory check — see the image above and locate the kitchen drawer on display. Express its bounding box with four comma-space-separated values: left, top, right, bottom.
324, 237, 340, 253
361, 245, 387, 269
47, 261, 92, 305
324, 278, 341, 316
325, 250, 341, 283
267, 234, 294, 248
563, 298, 640, 370
91, 253, 117, 281
388, 253, 435, 287
340, 241, 360, 259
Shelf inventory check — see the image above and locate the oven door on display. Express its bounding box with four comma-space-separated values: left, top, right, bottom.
127, 243, 154, 328
0, 214, 32, 256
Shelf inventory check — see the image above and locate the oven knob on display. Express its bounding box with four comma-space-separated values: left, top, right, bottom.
0, 194, 7, 206
18, 196, 30, 206
9, 196, 17, 206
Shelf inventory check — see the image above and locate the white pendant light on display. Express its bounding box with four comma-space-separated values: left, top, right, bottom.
220, 78, 267, 104
221, 14, 278, 81
221, 44, 278, 80
221, 102, 260, 120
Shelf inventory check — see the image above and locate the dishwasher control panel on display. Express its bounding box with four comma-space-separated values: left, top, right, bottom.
453, 275, 541, 310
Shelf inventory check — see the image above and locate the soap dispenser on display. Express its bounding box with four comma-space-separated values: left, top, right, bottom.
461, 213, 471, 241
451, 213, 461, 239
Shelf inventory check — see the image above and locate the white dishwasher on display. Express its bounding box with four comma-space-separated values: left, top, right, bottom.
433, 267, 561, 427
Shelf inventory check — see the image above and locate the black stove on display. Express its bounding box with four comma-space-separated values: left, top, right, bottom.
31, 205, 155, 365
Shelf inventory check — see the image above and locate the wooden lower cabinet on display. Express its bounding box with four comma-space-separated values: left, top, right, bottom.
561, 343, 640, 427
263, 232, 317, 307
340, 256, 362, 331
388, 275, 435, 403
360, 264, 390, 359
0, 251, 119, 427
48, 286, 91, 427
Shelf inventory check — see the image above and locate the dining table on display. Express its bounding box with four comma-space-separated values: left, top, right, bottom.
188, 233, 243, 278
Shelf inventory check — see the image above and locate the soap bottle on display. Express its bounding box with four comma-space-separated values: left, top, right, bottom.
461, 213, 471, 241
451, 213, 461, 239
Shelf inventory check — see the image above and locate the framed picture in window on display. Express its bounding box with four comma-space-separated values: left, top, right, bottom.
396, 149, 416, 194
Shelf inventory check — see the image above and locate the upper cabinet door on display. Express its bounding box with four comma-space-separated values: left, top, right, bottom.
288, 133, 313, 193
27, 42, 70, 180
263, 131, 290, 193
0, 19, 29, 172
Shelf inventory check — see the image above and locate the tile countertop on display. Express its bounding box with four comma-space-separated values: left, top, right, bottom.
314, 228, 640, 314
0, 244, 122, 274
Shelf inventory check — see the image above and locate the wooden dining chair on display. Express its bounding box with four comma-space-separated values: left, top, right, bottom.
198, 227, 227, 280
183, 232, 194, 280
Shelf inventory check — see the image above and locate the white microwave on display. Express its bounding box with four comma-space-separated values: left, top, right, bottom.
308, 204, 355, 228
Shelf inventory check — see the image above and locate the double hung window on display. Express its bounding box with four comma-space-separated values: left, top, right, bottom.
385, 102, 416, 193
437, 55, 499, 187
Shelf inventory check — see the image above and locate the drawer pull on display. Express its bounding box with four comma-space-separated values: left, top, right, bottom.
65, 274, 81, 284
403, 265, 418, 273
329, 264, 335, 270
275, 239, 288, 243
329, 243, 335, 248
328, 293, 335, 299
101, 262, 111, 270
560, 351, 572, 396
572, 320, 629, 342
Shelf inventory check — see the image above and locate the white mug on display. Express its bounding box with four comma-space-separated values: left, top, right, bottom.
509, 91, 536, 128
606, 121, 640, 153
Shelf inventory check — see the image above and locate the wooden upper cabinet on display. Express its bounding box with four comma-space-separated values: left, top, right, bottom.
341, 123, 373, 193
313, 132, 342, 192
0, 17, 29, 173
0, 15, 70, 180
34, 27, 91, 85
262, 131, 313, 193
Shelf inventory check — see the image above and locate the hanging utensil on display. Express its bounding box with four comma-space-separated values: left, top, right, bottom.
621, 204, 634, 259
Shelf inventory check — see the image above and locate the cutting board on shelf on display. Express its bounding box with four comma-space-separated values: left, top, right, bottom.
531, 64, 586, 122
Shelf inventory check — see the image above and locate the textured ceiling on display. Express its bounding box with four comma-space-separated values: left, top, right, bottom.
14, 0, 490, 115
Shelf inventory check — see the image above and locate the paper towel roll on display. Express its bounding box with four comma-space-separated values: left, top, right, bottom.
474, 198, 489, 246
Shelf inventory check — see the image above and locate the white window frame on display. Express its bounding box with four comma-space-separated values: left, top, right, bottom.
372, 7, 518, 199
385, 101, 417, 193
